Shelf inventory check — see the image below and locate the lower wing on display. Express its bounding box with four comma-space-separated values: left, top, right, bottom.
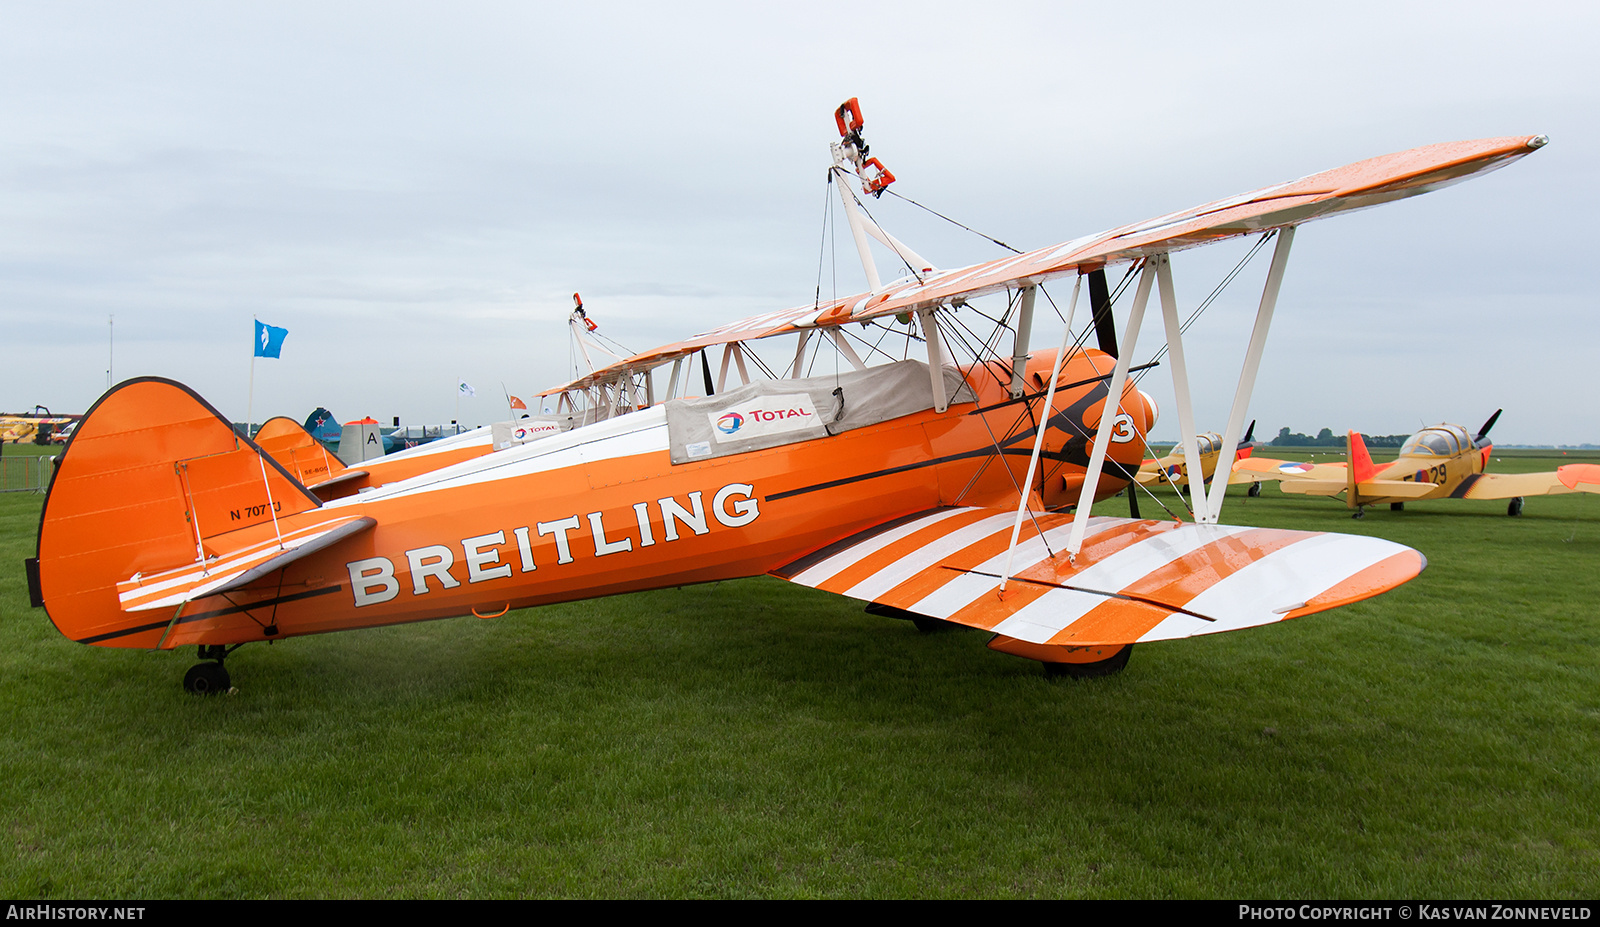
1452, 465, 1600, 500
772, 507, 1423, 657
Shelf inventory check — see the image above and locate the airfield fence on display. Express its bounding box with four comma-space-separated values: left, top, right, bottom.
0, 454, 54, 492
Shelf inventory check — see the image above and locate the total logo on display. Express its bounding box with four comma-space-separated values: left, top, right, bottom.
706, 393, 820, 444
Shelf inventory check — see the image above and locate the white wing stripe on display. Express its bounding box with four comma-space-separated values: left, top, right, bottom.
989, 524, 1255, 643
842, 511, 1019, 602
907, 516, 1121, 619
788, 508, 974, 587
1137, 533, 1404, 641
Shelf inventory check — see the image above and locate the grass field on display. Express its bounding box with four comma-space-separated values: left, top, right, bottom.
2, 452, 1597, 898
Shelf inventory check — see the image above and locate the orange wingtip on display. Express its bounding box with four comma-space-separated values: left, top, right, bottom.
1280, 550, 1426, 620
1557, 464, 1600, 490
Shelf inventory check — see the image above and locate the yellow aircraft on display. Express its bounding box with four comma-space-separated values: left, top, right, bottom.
1136, 422, 1263, 496
1234, 411, 1600, 516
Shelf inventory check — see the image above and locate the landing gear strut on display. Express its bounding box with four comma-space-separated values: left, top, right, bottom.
183, 644, 238, 695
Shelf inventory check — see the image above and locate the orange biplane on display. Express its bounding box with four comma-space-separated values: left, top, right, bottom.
1235, 412, 1600, 516
25, 103, 1549, 692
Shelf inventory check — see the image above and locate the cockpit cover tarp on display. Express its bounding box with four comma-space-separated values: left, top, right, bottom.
663, 360, 974, 464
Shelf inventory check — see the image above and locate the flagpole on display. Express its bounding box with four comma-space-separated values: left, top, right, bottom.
247, 317, 256, 439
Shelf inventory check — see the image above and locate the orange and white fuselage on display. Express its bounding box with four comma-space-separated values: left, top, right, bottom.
36, 351, 1155, 653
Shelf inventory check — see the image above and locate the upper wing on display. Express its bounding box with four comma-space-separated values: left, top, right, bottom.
558, 136, 1545, 391
772, 507, 1423, 654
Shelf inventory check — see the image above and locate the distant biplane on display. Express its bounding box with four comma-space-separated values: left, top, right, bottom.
26, 100, 1549, 692
1235, 412, 1600, 516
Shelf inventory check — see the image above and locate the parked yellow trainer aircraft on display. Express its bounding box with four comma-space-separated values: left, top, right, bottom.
1234, 412, 1600, 516
1136, 422, 1261, 496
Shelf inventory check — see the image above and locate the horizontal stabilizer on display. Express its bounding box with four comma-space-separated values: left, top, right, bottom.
306, 469, 368, 492
1278, 479, 1360, 496
773, 507, 1423, 650
117, 516, 375, 612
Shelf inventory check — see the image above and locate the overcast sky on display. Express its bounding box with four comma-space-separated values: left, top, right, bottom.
3, 1, 1596, 444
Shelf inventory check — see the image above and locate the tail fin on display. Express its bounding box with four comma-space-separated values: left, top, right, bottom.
1346, 430, 1379, 507
302, 407, 340, 444
33, 378, 320, 647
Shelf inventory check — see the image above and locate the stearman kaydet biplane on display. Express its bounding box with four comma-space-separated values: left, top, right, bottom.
26, 101, 1549, 692
1235, 412, 1600, 516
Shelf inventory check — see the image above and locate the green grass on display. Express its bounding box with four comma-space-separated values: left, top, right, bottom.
2, 458, 1598, 898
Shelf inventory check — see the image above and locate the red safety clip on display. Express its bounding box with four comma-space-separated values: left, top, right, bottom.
834, 97, 864, 138
572, 293, 597, 331
860, 157, 896, 197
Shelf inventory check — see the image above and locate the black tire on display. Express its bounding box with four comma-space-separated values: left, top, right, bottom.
1390, 502, 1405, 512
1508, 496, 1524, 517
183, 662, 231, 695
1247, 482, 1261, 498
1043, 645, 1132, 679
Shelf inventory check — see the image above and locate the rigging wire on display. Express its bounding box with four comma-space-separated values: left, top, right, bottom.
883, 187, 1023, 254
814, 172, 834, 312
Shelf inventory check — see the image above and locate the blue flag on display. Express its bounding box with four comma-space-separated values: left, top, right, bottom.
254, 320, 288, 358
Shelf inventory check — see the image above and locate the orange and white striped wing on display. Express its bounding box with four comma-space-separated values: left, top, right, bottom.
774, 508, 1424, 648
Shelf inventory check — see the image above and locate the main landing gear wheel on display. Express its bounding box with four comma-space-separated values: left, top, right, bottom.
1508, 496, 1525, 517
1248, 482, 1261, 498
1043, 645, 1133, 680
1391, 502, 1405, 512
183, 661, 231, 695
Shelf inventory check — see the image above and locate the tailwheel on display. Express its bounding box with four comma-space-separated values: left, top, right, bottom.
1042, 644, 1133, 680
1508, 496, 1525, 517
1352, 505, 1366, 519
183, 661, 231, 695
